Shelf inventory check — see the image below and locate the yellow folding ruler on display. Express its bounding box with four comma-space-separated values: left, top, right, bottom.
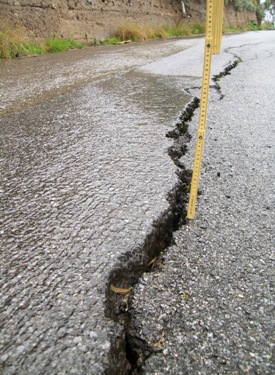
187, 0, 224, 219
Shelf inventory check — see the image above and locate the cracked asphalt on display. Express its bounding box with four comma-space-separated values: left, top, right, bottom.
132, 31, 275, 374
0, 37, 199, 375
1, 31, 274, 374
0, 39, 191, 375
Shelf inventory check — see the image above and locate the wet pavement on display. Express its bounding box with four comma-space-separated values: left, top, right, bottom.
0, 39, 195, 117
0, 38, 197, 375
1, 32, 274, 374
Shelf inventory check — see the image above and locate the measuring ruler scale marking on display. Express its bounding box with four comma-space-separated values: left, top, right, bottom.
188, 130, 205, 216
187, 0, 215, 220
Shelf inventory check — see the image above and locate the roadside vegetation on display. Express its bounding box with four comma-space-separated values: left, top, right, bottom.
225, 19, 274, 32
0, 16, 274, 60
115, 22, 205, 41
0, 21, 207, 59
0, 22, 85, 59
0, 23, 28, 59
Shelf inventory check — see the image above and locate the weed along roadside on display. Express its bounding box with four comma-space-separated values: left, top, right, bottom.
1, 18, 273, 60
0, 21, 205, 59
0, 24, 85, 59
1, 0, 274, 60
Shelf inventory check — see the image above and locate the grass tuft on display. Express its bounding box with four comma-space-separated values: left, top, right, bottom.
17, 43, 46, 56
224, 20, 266, 33
224, 25, 244, 33
165, 23, 192, 37
0, 22, 28, 58
45, 38, 84, 53
0, 21, 85, 59
191, 23, 206, 35
116, 22, 207, 42
116, 23, 168, 41
102, 37, 122, 45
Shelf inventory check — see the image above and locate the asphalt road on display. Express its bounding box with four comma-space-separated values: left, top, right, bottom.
133, 31, 275, 374
0, 37, 198, 375
1, 31, 274, 374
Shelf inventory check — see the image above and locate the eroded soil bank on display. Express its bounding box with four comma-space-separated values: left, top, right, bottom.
0, 0, 257, 40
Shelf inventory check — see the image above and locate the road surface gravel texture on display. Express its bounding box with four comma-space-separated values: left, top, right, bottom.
0, 31, 274, 374
132, 31, 275, 374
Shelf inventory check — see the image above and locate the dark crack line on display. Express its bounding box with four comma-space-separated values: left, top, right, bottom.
185, 51, 242, 101
212, 55, 242, 100
104, 54, 243, 375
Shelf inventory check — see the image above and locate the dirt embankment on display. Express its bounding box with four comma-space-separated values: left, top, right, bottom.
0, 0, 257, 41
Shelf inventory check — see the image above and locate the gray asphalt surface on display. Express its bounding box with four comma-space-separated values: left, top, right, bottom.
1, 31, 274, 374
0, 37, 201, 375
132, 31, 275, 374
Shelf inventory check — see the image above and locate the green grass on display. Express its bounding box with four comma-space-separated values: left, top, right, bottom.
165, 23, 192, 37
191, 23, 206, 35
245, 20, 259, 31
224, 20, 266, 33
45, 38, 84, 53
101, 37, 122, 45
0, 22, 85, 59
17, 42, 46, 56
261, 21, 275, 30
224, 26, 245, 33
